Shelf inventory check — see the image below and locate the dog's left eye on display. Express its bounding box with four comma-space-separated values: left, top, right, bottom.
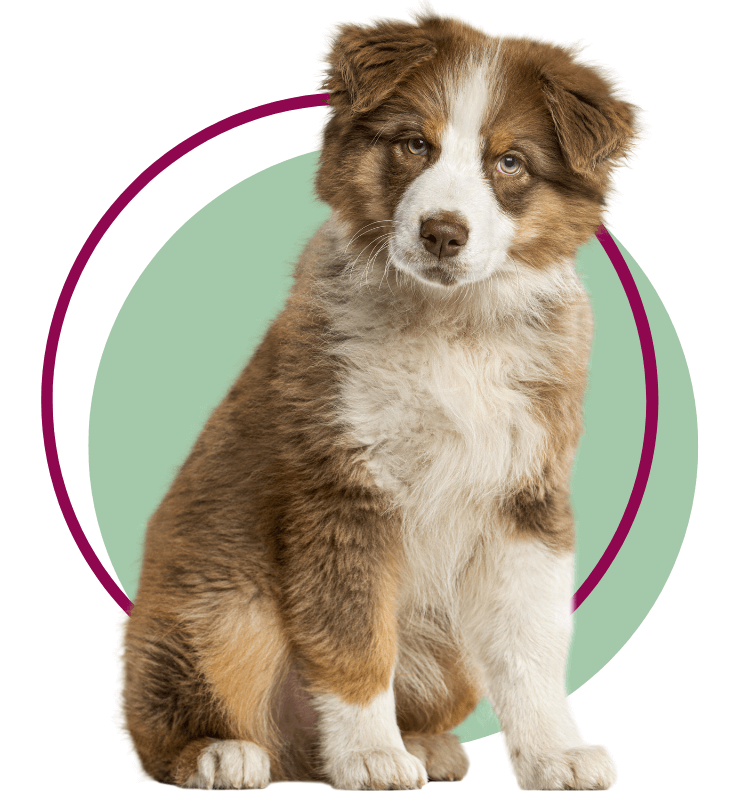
497, 155, 522, 175
407, 137, 428, 156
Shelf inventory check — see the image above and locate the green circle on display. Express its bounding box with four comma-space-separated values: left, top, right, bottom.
89, 152, 697, 743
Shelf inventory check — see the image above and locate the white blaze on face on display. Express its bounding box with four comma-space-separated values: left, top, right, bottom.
390, 58, 516, 286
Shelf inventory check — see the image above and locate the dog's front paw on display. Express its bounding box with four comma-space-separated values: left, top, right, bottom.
514, 745, 616, 790
328, 747, 427, 790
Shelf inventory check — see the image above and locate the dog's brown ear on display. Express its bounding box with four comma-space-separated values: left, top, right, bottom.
323, 21, 437, 114
541, 66, 637, 174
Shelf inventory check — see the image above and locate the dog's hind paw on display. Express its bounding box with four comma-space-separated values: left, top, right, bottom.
403, 732, 469, 781
179, 740, 271, 789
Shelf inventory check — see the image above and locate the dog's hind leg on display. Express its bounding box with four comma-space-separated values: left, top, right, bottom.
394, 612, 481, 781
401, 732, 470, 782
174, 739, 271, 789
124, 589, 290, 788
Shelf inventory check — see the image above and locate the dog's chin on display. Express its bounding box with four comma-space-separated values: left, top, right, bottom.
389, 252, 503, 290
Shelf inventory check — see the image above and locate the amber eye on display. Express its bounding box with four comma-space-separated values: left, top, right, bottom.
407, 137, 428, 156
497, 154, 522, 175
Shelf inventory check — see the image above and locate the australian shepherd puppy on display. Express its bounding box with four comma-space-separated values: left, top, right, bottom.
124, 14, 636, 791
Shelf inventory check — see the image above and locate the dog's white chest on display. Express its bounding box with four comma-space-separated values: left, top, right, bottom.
337, 327, 547, 598
339, 329, 546, 518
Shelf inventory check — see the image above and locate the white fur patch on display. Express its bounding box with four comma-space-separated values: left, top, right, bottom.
334, 299, 554, 608
390, 53, 516, 286
459, 538, 617, 789
463, 538, 574, 683
184, 740, 270, 790
518, 745, 617, 790
314, 679, 427, 790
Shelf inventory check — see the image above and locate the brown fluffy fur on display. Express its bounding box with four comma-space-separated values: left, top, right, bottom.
124, 13, 635, 789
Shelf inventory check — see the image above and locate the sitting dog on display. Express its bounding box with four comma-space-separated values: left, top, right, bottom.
124, 13, 635, 791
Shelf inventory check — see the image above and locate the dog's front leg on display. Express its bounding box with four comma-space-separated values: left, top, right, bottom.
312, 668, 426, 790
280, 494, 426, 790
472, 536, 616, 790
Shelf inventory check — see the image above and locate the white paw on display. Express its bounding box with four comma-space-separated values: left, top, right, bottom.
516, 745, 616, 790
184, 740, 270, 789
329, 747, 428, 790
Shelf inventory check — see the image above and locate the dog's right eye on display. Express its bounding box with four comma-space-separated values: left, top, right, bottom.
407, 137, 428, 156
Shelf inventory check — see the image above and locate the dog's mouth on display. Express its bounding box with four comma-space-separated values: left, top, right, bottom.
417, 264, 461, 286
388, 241, 513, 289
387, 239, 468, 288
410, 257, 468, 287
385, 211, 517, 289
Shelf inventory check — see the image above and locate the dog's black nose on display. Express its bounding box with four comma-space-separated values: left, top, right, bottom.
420, 217, 469, 259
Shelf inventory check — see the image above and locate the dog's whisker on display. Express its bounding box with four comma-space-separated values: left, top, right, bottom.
362, 235, 392, 286
343, 221, 394, 253
349, 233, 394, 280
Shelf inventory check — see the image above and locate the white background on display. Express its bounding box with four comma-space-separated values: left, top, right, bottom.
4, 1, 739, 797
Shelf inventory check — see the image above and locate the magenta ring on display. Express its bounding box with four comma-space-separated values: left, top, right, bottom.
40, 94, 657, 616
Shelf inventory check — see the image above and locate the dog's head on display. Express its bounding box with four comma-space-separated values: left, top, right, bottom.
317, 15, 636, 288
